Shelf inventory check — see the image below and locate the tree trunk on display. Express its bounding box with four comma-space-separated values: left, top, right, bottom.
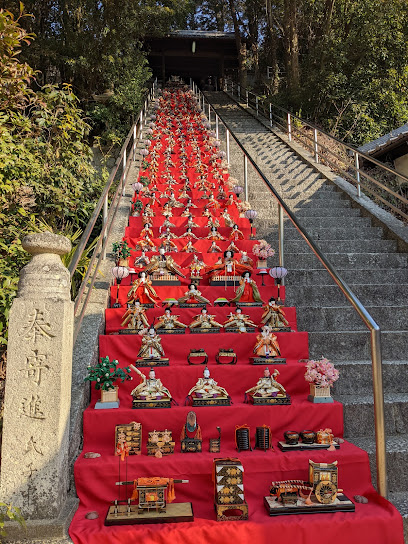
265, 0, 279, 92
228, 0, 247, 88
283, 0, 300, 95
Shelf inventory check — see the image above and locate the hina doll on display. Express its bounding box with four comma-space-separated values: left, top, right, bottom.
245, 367, 287, 399
135, 235, 156, 252
207, 193, 220, 209
253, 326, 281, 358
182, 227, 200, 241
206, 250, 252, 281
181, 240, 198, 253
127, 272, 160, 306
159, 227, 177, 239
186, 214, 200, 229
154, 308, 188, 331
144, 248, 186, 278
188, 255, 206, 278
222, 209, 235, 227
223, 308, 257, 331
229, 271, 263, 304
131, 367, 172, 401
178, 284, 210, 305
189, 307, 223, 330
134, 250, 150, 268
261, 298, 290, 330
207, 226, 226, 241
121, 300, 149, 330
229, 224, 245, 241
187, 367, 229, 400
140, 222, 154, 239
207, 240, 222, 253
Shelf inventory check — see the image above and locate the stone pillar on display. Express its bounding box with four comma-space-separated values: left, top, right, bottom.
1, 232, 74, 520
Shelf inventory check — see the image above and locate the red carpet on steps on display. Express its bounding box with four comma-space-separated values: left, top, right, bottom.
68, 85, 404, 544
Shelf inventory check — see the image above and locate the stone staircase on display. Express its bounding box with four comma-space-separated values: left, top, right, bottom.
205, 91, 408, 528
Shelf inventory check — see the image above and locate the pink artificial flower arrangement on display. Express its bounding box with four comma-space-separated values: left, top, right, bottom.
252, 239, 275, 259
304, 357, 339, 387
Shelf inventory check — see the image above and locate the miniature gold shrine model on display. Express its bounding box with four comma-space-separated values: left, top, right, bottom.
134, 327, 169, 366
186, 367, 231, 406
130, 366, 174, 408
250, 325, 286, 364
264, 459, 355, 516
147, 429, 175, 457
213, 458, 248, 521
245, 367, 291, 405
115, 422, 142, 456
105, 477, 193, 525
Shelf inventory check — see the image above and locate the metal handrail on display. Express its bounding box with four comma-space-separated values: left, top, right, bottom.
69, 79, 157, 341
224, 80, 408, 221
192, 84, 388, 499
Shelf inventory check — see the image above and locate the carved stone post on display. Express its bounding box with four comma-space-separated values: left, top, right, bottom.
1, 232, 74, 520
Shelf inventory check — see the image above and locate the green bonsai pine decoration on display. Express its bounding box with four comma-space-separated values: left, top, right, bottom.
112, 240, 131, 264
133, 199, 143, 212
142, 159, 149, 169
139, 175, 150, 186
85, 356, 132, 391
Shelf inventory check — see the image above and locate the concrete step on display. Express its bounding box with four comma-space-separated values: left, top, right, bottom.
307, 330, 408, 361
297, 305, 408, 332
290, 207, 362, 217
253, 207, 361, 219
287, 268, 408, 285
281, 252, 407, 269
388, 493, 408, 540
349, 434, 408, 494
282, 216, 373, 229
258, 239, 398, 254
253, 199, 354, 212
331, 361, 408, 396
264, 226, 383, 240
339, 394, 408, 437
251, 191, 348, 202
286, 284, 408, 306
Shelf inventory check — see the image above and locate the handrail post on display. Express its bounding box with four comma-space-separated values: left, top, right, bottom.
208, 104, 211, 124
355, 151, 361, 197
371, 327, 388, 498
216, 114, 219, 139
226, 129, 230, 165
102, 194, 108, 259
238, 84, 241, 99
314, 128, 319, 163
256, 96, 259, 116
278, 204, 285, 285
246, 90, 249, 107
122, 148, 127, 196
140, 109, 143, 141
269, 103, 273, 127
287, 113, 292, 142
133, 123, 137, 161
244, 154, 248, 201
